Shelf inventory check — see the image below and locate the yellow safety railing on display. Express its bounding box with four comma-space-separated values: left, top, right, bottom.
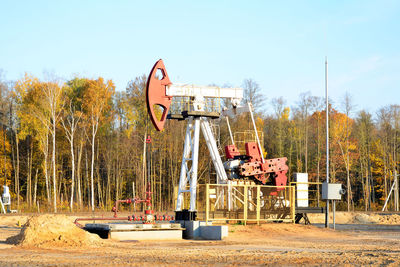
233, 130, 264, 154
290, 182, 323, 207
198, 184, 295, 225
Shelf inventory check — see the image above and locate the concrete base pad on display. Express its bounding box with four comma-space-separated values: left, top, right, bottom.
110, 229, 183, 240
84, 223, 184, 241
84, 221, 228, 241
176, 220, 228, 240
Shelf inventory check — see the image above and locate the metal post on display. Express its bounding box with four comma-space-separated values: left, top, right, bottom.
292, 186, 296, 224
333, 200, 336, 230
176, 119, 193, 211
244, 185, 248, 225
256, 185, 260, 225
382, 178, 396, 211
325, 57, 330, 229
132, 182, 136, 211
396, 170, 399, 211
0, 197, 5, 214
393, 175, 396, 211
189, 118, 201, 211
176, 117, 201, 212
228, 182, 232, 211
206, 184, 209, 223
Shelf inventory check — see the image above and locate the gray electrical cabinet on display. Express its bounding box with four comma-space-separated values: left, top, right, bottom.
322, 183, 342, 200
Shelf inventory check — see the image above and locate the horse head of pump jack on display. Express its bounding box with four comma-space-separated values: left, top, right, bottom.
146, 59, 244, 131
146, 59, 173, 131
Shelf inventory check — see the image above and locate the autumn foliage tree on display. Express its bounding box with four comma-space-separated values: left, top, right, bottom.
82, 78, 115, 211
1, 70, 399, 213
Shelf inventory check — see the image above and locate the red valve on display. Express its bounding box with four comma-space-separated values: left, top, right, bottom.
146, 135, 152, 143
146, 59, 172, 131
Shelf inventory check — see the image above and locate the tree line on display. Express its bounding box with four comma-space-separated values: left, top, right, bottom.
0, 71, 398, 212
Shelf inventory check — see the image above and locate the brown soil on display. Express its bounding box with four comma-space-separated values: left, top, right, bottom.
0, 212, 400, 266
308, 211, 399, 224
6, 214, 103, 248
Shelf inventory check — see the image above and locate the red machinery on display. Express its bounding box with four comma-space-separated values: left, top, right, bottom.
75, 183, 173, 227
111, 183, 173, 223
224, 142, 288, 190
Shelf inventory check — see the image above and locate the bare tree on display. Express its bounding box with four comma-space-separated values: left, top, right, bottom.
42, 81, 65, 212
83, 78, 114, 211
297, 92, 313, 173
271, 97, 286, 155
242, 79, 265, 112
311, 96, 324, 196
377, 106, 392, 209
0, 73, 10, 186
61, 97, 82, 211
356, 111, 374, 211
341, 91, 355, 211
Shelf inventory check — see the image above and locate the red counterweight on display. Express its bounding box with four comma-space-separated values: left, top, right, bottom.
224, 141, 289, 189
225, 145, 240, 159
245, 142, 262, 162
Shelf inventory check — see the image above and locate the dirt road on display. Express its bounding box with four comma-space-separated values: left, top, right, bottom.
0, 214, 399, 266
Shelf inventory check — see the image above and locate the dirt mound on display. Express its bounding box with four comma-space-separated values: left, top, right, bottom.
376, 214, 400, 224
6, 214, 103, 248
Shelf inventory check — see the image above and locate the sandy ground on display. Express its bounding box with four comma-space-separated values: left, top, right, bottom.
0, 212, 400, 266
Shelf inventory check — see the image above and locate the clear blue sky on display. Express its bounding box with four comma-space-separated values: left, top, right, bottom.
1, 0, 399, 115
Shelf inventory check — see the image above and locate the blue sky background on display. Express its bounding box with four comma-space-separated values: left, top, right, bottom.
0, 0, 399, 116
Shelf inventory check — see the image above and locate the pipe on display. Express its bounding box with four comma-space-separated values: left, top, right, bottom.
112, 199, 134, 218
74, 214, 175, 228
74, 217, 130, 228
112, 185, 152, 218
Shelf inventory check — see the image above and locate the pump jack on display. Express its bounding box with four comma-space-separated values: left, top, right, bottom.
146, 59, 288, 220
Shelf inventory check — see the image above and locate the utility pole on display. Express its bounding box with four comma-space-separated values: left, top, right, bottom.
395, 169, 399, 211
325, 57, 330, 228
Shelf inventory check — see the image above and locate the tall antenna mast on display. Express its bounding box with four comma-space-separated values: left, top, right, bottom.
325, 57, 330, 228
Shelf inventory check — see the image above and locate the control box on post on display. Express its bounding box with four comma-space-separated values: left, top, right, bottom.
322, 183, 343, 200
